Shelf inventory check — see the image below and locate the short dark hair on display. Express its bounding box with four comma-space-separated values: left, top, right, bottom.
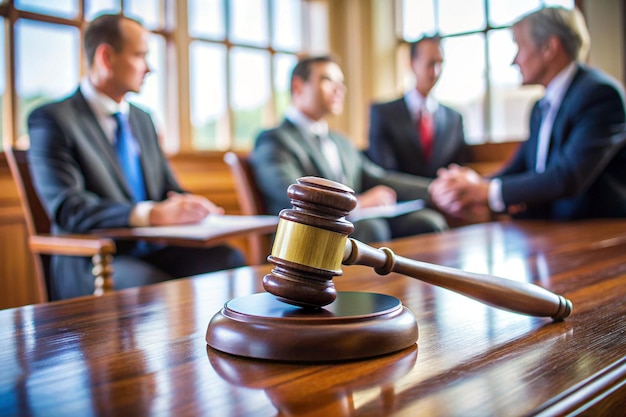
409, 35, 441, 61
290, 55, 336, 95
84, 14, 141, 67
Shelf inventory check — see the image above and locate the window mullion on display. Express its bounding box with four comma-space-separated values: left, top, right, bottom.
224, 0, 234, 149
172, 0, 191, 152
2, 5, 17, 148
268, 0, 277, 125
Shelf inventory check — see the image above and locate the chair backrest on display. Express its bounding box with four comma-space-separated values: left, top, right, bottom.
5, 147, 51, 236
5, 146, 51, 301
223, 151, 265, 216
223, 151, 269, 265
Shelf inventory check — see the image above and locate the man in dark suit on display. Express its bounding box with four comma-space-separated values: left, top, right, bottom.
366, 36, 470, 178
27, 14, 244, 300
250, 55, 448, 243
430, 7, 626, 221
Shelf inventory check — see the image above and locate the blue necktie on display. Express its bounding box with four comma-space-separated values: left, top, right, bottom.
113, 112, 146, 201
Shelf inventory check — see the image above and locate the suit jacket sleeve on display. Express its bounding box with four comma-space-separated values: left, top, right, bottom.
493, 102, 540, 179
326, 130, 433, 203
447, 110, 472, 165
359, 154, 433, 202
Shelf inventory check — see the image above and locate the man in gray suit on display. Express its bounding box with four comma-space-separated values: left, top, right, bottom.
27, 14, 244, 300
366, 36, 470, 178
250, 55, 448, 243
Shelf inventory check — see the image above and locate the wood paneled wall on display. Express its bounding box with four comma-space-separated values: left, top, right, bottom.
0, 144, 517, 310
168, 152, 241, 213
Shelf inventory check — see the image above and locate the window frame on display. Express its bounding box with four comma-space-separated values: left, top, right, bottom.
0, 0, 306, 153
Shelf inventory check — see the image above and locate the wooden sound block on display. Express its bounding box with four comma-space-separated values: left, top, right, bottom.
206, 291, 418, 362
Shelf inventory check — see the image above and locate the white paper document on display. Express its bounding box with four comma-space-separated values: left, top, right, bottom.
347, 199, 425, 222
129, 214, 279, 240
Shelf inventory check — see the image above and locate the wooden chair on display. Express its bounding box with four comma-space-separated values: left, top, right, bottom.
5, 147, 116, 302
223, 151, 271, 265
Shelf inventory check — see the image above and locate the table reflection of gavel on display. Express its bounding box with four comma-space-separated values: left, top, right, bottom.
207, 344, 418, 416
263, 176, 572, 321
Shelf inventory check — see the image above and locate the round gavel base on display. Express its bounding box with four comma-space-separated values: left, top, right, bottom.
206, 291, 418, 362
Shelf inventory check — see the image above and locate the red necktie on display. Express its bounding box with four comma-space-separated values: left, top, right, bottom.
419, 110, 434, 162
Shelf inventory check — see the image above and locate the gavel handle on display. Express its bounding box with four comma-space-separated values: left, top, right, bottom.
343, 238, 572, 320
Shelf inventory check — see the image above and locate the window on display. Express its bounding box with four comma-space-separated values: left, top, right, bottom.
1, 0, 167, 150
1, 0, 304, 152
399, 0, 575, 144
15, 20, 80, 142
188, 0, 303, 150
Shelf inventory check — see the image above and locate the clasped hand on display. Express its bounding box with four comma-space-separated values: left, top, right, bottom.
429, 164, 490, 220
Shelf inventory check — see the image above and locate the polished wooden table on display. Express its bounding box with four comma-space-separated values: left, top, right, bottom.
1, 220, 625, 416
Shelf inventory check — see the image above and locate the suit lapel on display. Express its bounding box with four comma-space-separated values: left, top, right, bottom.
430, 106, 447, 169
549, 66, 583, 156
280, 120, 339, 181
71, 91, 135, 200
71, 91, 116, 162
328, 132, 353, 185
398, 98, 428, 167
398, 99, 422, 156
528, 101, 543, 168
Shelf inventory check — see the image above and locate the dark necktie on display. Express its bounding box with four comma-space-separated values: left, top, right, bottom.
535, 99, 552, 173
418, 109, 434, 162
113, 112, 146, 201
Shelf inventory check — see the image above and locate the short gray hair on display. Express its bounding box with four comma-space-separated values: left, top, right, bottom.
515, 7, 583, 61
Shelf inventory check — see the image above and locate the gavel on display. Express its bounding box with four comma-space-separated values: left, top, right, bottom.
263, 176, 572, 321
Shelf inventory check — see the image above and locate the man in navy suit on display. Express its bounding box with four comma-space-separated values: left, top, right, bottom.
28, 14, 244, 299
366, 36, 470, 178
430, 7, 626, 221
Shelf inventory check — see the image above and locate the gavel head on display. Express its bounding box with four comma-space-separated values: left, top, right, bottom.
263, 176, 357, 308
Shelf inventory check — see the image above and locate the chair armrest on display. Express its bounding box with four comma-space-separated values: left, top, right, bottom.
29, 234, 116, 296
29, 234, 116, 257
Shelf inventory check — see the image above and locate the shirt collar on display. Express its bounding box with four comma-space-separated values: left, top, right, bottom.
285, 106, 329, 137
543, 62, 578, 109
80, 77, 130, 118
404, 89, 438, 118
